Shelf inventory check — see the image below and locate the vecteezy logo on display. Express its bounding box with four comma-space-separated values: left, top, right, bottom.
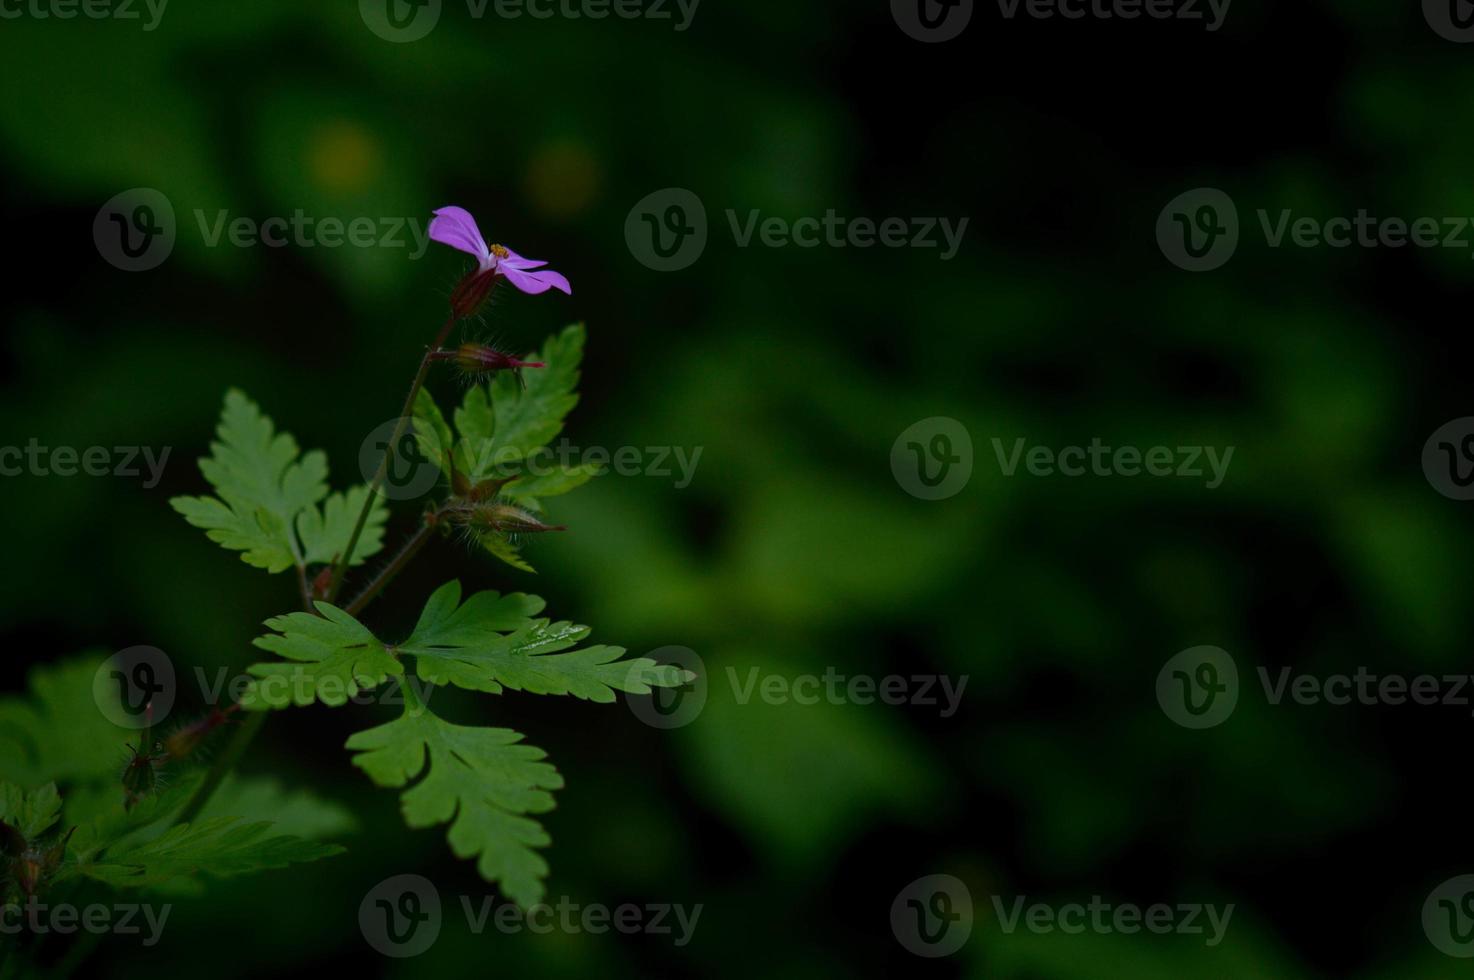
625, 188, 708, 271
1425, 0, 1474, 42
1156, 188, 1239, 272
626, 646, 707, 729
1156, 646, 1238, 729
360, 418, 444, 501
891, 874, 973, 957
360, 874, 442, 957
360, 0, 442, 42
891, 0, 974, 42
94, 188, 176, 272
1422, 418, 1474, 501
891, 417, 973, 500
1424, 875, 1474, 957
92, 646, 176, 729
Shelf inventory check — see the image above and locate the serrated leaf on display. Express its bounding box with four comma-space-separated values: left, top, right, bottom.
0, 783, 61, 840
478, 531, 537, 573
297, 485, 389, 568
77, 817, 343, 888
414, 387, 455, 482
400, 581, 693, 700
346, 701, 562, 907
0, 656, 134, 788
200, 776, 357, 841
242, 604, 402, 709
169, 390, 328, 573
456, 324, 584, 480
501, 462, 602, 502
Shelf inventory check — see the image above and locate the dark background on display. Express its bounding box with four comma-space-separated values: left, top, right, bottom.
3, 1, 1474, 976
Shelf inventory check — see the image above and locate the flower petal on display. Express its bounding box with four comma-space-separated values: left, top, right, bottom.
499, 248, 548, 271
500, 265, 572, 296
429, 206, 491, 266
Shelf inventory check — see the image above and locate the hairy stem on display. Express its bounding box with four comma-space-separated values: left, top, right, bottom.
294, 563, 313, 611
173, 711, 266, 827
344, 519, 437, 617
327, 311, 460, 601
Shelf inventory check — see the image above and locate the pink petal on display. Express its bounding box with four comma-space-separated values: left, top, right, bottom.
500, 249, 548, 271
500, 265, 572, 296
429, 206, 490, 265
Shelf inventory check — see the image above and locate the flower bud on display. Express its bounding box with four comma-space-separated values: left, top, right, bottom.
122, 741, 163, 810
14, 828, 72, 898
448, 268, 498, 320
164, 708, 231, 761
450, 502, 566, 536
431, 343, 545, 377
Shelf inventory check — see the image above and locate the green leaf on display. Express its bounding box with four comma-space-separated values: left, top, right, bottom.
456, 324, 584, 480
478, 531, 537, 574
241, 579, 677, 708
400, 581, 694, 700
501, 462, 602, 504
0, 656, 133, 788
77, 817, 343, 888
0, 783, 62, 840
200, 776, 357, 841
171, 390, 387, 573
297, 485, 389, 568
242, 604, 403, 710
346, 701, 562, 907
414, 387, 455, 482
169, 390, 327, 572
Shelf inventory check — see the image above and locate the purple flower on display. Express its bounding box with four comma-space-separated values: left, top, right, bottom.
429, 206, 571, 296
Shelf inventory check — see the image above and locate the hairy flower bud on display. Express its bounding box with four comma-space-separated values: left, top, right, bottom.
450, 501, 566, 536
430, 343, 545, 377
164, 708, 232, 761
14, 828, 72, 898
122, 741, 163, 810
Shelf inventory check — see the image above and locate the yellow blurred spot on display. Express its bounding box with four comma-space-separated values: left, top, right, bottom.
524, 141, 602, 219
308, 121, 382, 194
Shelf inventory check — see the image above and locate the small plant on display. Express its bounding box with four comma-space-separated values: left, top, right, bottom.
0, 207, 693, 961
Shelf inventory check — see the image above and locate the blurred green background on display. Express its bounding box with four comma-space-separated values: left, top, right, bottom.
4, 1, 1474, 976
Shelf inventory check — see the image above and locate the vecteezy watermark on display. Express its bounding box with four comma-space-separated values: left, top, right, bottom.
359, 0, 699, 43
358, 875, 702, 957
625, 188, 968, 271
1156, 646, 1239, 729
91, 645, 433, 729
1425, 0, 1474, 43
1157, 646, 1474, 729
0, 441, 171, 488
892, 0, 973, 42
192, 210, 431, 258
1425, 875, 1474, 957
1423, 418, 1474, 501
1158, 186, 1474, 271
0, 0, 169, 31
996, 0, 1230, 30
94, 188, 177, 272
0, 900, 171, 946
993, 438, 1234, 489
891, 874, 973, 957
359, 418, 705, 502
94, 189, 433, 272
626, 646, 707, 729
727, 667, 968, 718
891, 417, 974, 500
93, 646, 176, 730
991, 896, 1235, 946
